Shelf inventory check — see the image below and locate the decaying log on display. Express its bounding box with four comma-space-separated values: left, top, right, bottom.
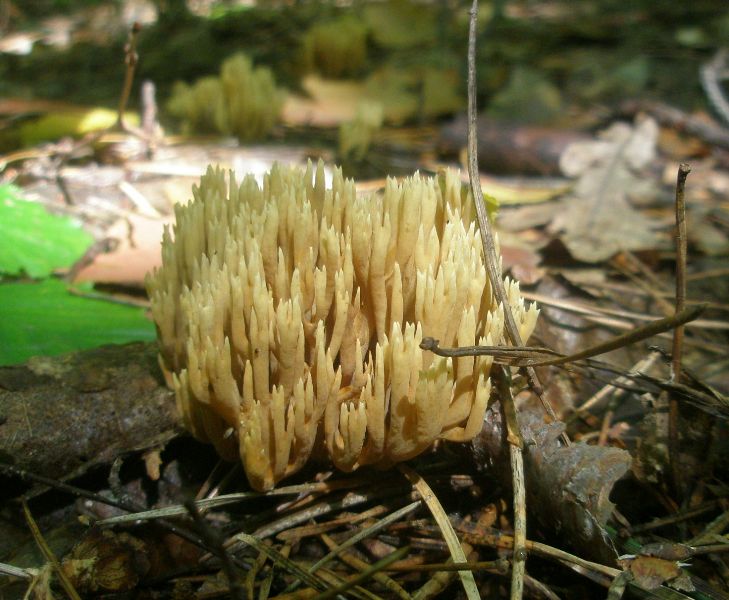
0, 342, 180, 482
438, 115, 590, 176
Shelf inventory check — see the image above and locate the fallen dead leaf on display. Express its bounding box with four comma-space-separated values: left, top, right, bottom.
618, 555, 694, 592
62, 529, 150, 593
500, 240, 545, 285
73, 213, 169, 288
475, 406, 632, 565
551, 117, 661, 262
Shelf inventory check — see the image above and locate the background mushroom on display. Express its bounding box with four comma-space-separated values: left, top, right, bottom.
146, 161, 538, 491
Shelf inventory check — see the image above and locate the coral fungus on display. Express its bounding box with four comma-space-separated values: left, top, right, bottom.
167, 53, 283, 141
146, 162, 537, 491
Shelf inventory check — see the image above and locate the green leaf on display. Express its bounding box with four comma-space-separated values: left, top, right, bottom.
0, 185, 93, 278
18, 108, 138, 147
0, 279, 156, 365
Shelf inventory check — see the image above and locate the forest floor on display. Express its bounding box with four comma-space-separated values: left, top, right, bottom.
1, 2, 729, 599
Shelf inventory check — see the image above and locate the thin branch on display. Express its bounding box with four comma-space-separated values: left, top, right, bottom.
385, 559, 509, 574
620, 99, 729, 150
399, 464, 481, 600
574, 351, 661, 417
184, 499, 246, 600
700, 49, 729, 126
22, 499, 83, 600
232, 532, 332, 592
495, 370, 527, 600
532, 305, 703, 367
0, 562, 32, 580
689, 507, 729, 546
629, 499, 721, 535
1, 462, 210, 555
669, 163, 691, 498
283, 500, 422, 593
313, 546, 411, 600
519, 290, 727, 331
466, 0, 561, 441
319, 532, 413, 600
420, 304, 705, 367
117, 22, 141, 129
420, 337, 560, 363
467, 5, 530, 596
456, 521, 621, 580
1, 462, 138, 513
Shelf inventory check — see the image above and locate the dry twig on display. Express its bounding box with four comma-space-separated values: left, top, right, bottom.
22, 499, 82, 600
420, 304, 705, 368
466, 3, 530, 596
184, 499, 246, 600
495, 371, 527, 599
669, 163, 691, 497
399, 464, 480, 600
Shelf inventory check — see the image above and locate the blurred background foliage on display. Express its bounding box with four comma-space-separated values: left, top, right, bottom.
1, 0, 726, 134
166, 52, 284, 139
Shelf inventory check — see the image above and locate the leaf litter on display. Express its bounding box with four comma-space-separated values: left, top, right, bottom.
551, 116, 662, 262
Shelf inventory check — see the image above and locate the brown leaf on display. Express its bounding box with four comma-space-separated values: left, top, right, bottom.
473, 407, 631, 564
501, 242, 545, 285
619, 555, 694, 591
638, 542, 693, 561
551, 117, 661, 262
73, 213, 169, 288
61, 527, 202, 594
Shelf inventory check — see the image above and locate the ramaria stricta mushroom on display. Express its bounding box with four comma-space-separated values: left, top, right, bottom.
146, 162, 538, 491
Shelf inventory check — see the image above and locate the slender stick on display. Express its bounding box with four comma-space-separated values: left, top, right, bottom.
519, 290, 726, 330
313, 546, 411, 600
465, 0, 562, 441
399, 465, 481, 600
22, 500, 82, 600
319, 533, 413, 600
0, 562, 32, 580
536, 305, 702, 367
184, 499, 246, 600
495, 370, 527, 600
117, 22, 141, 128
420, 304, 705, 367
1, 462, 210, 554
384, 560, 508, 573
669, 163, 691, 498
284, 500, 422, 593
465, 1, 519, 347
509, 444, 527, 600
467, 5, 528, 596
574, 351, 661, 417
113, 22, 153, 144
457, 521, 621, 580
